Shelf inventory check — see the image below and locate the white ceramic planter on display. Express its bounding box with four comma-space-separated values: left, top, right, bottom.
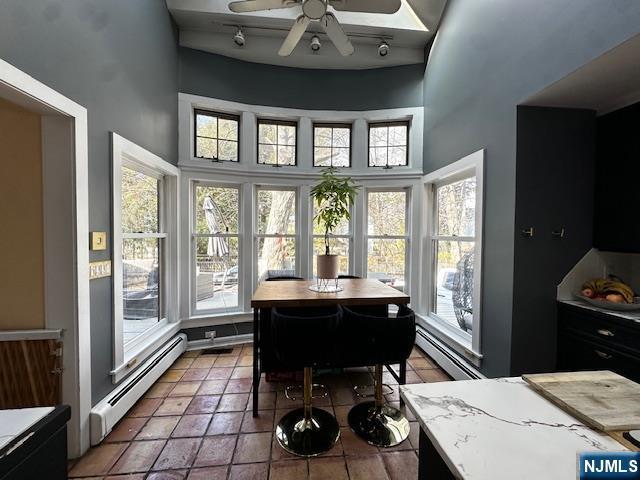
316, 254, 339, 279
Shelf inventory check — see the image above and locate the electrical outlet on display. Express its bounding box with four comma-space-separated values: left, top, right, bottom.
205, 331, 216, 340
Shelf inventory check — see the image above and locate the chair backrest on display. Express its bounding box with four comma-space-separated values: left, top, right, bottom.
340, 305, 416, 366
271, 306, 341, 369
265, 276, 303, 281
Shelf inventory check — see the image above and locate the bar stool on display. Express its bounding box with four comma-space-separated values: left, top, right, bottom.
342, 304, 416, 447
271, 306, 342, 457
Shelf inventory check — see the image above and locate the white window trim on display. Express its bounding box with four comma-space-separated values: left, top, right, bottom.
421, 149, 484, 362
111, 133, 180, 383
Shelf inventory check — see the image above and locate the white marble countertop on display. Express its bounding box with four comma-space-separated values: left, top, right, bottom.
0, 407, 54, 450
400, 378, 626, 480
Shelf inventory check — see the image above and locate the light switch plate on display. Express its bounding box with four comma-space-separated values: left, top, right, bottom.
90, 232, 107, 250
89, 260, 111, 280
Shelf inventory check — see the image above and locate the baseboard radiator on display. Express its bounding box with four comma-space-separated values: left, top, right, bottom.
90, 334, 187, 445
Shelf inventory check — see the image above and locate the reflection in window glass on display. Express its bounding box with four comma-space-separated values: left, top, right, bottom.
195, 110, 239, 162
368, 122, 409, 167
313, 124, 351, 167
258, 121, 297, 166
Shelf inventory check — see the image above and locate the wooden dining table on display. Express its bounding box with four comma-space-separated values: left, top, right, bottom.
250, 278, 410, 416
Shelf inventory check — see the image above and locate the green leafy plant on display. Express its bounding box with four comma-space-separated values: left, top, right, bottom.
311, 167, 359, 255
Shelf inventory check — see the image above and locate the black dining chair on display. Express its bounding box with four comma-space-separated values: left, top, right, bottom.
271, 306, 342, 457
341, 304, 416, 447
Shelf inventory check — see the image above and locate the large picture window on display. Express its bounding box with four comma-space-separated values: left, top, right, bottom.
192, 184, 241, 313
365, 190, 408, 292
194, 109, 239, 162
313, 123, 351, 167
255, 187, 297, 280
368, 121, 409, 168
257, 120, 297, 166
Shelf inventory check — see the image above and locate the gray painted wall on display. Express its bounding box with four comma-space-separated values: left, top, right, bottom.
423, 0, 640, 377
180, 47, 424, 110
0, 0, 179, 404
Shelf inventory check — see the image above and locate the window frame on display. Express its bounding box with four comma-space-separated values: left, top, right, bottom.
422, 149, 484, 360
191, 182, 243, 316
367, 120, 410, 168
111, 133, 180, 383
256, 118, 298, 167
312, 122, 353, 168
194, 109, 241, 163
364, 187, 411, 293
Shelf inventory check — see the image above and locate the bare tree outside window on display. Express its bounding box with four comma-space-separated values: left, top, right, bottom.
256, 189, 297, 279
258, 120, 297, 166
313, 124, 351, 167
194, 110, 239, 162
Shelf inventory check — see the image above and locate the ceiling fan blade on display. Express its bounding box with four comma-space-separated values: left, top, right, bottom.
229, 0, 299, 13
329, 0, 401, 14
278, 15, 311, 56
321, 13, 354, 56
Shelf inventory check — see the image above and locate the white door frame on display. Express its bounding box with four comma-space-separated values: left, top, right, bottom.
0, 58, 91, 457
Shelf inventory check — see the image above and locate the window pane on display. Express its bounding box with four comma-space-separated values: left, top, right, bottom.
314, 127, 332, 147
278, 124, 296, 146
121, 166, 158, 233
367, 191, 406, 236
218, 140, 238, 161
314, 147, 331, 167
312, 237, 349, 276
196, 114, 217, 138
278, 145, 295, 165
259, 123, 276, 144
219, 118, 238, 141
313, 202, 349, 235
436, 177, 476, 237
196, 137, 217, 159
434, 240, 475, 334
369, 126, 388, 147
258, 144, 277, 165
369, 147, 387, 167
333, 128, 350, 148
257, 237, 296, 281
195, 236, 239, 312
367, 238, 405, 292
257, 189, 296, 234
388, 125, 407, 146
122, 238, 160, 344
195, 185, 239, 234
388, 146, 407, 166
332, 148, 350, 167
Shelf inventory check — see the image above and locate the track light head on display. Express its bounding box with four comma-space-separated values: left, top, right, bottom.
233, 27, 245, 46
378, 40, 389, 57
310, 35, 321, 52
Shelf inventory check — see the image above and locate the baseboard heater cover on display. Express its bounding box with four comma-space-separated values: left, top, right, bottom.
90, 334, 187, 445
415, 327, 484, 381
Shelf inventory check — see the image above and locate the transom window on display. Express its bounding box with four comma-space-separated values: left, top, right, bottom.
258, 120, 297, 166
194, 109, 239, 162
192, 184, 241, 314
368, 121, 409, 168
366, 189, 409, 292
313, 123, 351, 167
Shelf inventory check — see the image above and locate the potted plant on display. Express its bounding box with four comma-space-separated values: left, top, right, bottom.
311, 167, 359, 281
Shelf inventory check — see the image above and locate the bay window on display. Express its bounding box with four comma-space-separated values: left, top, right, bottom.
313, 123, 351, 167
194, 110, 240, 162
368, 121, 409, 168
257, 120, 297, 166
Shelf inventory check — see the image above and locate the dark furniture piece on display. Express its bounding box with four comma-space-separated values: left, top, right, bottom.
271, 306, 341, 456
0, 405, 70, 480
343, 304, 416, 447
557, 302, 640, 382
250, 278, 410, 416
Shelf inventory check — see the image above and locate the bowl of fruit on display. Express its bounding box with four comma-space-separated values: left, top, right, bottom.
575, 278, 640, 311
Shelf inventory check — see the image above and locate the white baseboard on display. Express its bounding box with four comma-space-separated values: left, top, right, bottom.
187, 333, 253, 351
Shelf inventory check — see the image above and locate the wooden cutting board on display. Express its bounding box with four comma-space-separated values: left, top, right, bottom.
522, 370, 640, 432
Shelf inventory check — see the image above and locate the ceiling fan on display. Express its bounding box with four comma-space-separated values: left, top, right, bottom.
228, 0, 401, 56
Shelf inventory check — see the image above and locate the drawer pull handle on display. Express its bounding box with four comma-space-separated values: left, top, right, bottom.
596, 329, 615, 337
595, 350, 612, 360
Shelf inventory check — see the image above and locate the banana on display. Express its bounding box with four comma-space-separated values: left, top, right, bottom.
581, 278, 635, 304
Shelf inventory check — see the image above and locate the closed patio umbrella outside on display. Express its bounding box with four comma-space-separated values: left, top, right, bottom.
203, 196, 229, 257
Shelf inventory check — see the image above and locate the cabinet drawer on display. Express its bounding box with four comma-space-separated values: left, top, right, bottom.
557, 332, 640, 382
559, 305, 640, 356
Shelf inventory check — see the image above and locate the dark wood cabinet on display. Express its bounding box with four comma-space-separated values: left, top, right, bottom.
557, 302, 640, 382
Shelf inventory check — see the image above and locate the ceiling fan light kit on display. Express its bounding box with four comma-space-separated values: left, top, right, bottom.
228, 0, 400, 57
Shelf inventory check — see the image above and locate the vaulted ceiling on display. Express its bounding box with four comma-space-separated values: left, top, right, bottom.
166, 0, 447, 69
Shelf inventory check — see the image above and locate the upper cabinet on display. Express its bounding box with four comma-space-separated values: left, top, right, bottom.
594, 102, 640, 253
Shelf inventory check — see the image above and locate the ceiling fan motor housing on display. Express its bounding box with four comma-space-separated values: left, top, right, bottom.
302, 0, 327, 19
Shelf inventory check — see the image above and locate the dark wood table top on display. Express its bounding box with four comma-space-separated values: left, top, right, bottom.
251, 278, 410, 308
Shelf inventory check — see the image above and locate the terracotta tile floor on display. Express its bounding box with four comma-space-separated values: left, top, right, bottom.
69, 344, 451, 480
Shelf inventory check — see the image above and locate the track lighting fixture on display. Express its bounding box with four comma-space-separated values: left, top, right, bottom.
378, 40, 389, 57
233, 27, 245, 46
310, 35, 321, 52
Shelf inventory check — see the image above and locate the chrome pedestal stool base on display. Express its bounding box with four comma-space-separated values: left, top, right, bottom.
276, 407, 340, 457
348, 401, 410, 447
